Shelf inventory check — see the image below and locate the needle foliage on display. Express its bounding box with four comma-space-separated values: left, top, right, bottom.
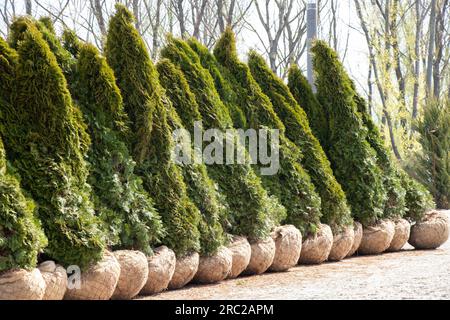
248, 50, 352, 232
75, 43, 164, 255
105, 5, 201, 256
161, 36, 286, 241
312, 40, 387, 226
211, 30, 323, 235
1, 22, 105, 269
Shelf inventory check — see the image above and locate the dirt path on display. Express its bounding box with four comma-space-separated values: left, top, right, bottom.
138, 214, 450, 300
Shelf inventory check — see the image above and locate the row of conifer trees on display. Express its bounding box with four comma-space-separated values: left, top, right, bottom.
0, 4, 434, 274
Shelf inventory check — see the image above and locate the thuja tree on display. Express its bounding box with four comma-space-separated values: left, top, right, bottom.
74, 43, 164, 255
157, 59, 227, 255
248, 50, 353, 232
9, 17, 73, 77
1, 23, 105, 268
312, 40, 386, 226
105, 4, 201, 256
188, 38, 321, 234
287, 65, 329, 151
187, 37, 247, 129
160, 36, 286, 240
210, 31, 323, 235
0, 39, 48, 272
352, 92, 406, 219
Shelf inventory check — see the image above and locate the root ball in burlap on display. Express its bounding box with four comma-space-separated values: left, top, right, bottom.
328, 225, 355, 261
409, 211, 449, 250
64, 251, 121, 300
111, 250, 148, 300
227, 236, 251, 279
140, 246, 176, 295
169, 252, 199, 290
38, 261, 67, 300
387, 219, 411, 252
358, 220, 395, 255
299, 224, 333, 264
194, 246, 232, 284
244, 237, 276, 275
269, 225, 302, 272
346, 222, 363, 257
0, 268, 46, 300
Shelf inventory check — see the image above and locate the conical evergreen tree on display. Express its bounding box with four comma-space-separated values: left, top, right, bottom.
352, 91, 406, 219
0, 38, 48, 273
74, 43, 164, 255
157, 59, 227, 255
160, 36, 286, 240
9, 17, 73, 77
105, 4, 201, 257
312, 40, 387, 226
287, 65, 329, 150
210, 30, 323, 235
1, 22, 105, 268
247, 50, 352, 232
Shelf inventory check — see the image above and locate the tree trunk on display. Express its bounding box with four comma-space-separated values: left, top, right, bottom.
132, 0, 141, 33
25, 0, 32, 15
92, 0, 106, 36
217, 0, 225, 32
412, 0, 422, 120
426, 0, 437, 96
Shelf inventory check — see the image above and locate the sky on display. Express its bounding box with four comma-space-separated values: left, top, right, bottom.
0, 0, 370, 93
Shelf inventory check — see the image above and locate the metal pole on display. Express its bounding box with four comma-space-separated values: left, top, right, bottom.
307, 0, 317, 92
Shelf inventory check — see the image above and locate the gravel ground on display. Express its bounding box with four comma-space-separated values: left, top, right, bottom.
138, 212, 450, 300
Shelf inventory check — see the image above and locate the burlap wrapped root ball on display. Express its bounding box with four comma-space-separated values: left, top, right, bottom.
346, 222, 363, 257
227, 236, 251, 279
169, 252, 199, 290
194, 246, 232, 284
409, 211, 449, 250
269, 225, 302, 272
244, 237, 276, 275
64, 251, 121, 300
358, 220, 395, 255
299, 224, 333, 264
0, 268, 46, 300
111, 250, 148, 300
38, 261, 68, 300
328, 225, 355, 261
140, 246, 176, 295
387, 219, 411, 252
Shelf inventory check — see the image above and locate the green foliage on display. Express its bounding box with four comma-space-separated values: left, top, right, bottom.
62, 29, 82, 58
160, 36, 286, 241
1, 23, 105, 269
38, 17, 56, 34
312, 40, 387, 226
74, 43, 164, 255
188, 37, 247, 128
0, 40, 47, 272
104, 5, 154, 164
398, 170, 435, 222
353, 93, 406, 219
287, 65, 329, 150
248, 51, 353, 231
211, 29, 322, 235
105, 4, 200, 256
156, 59, 227, 255
412, 99, 449, 209
9, 17, 73, 76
